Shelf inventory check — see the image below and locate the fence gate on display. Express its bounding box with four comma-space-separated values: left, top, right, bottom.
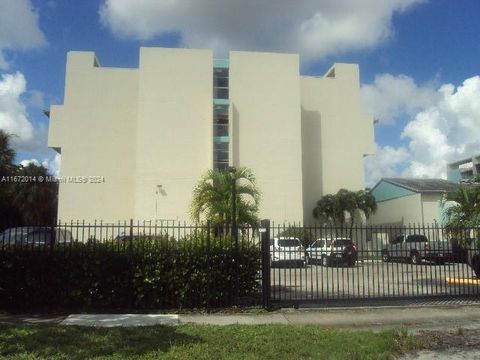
260, 220, 480, 306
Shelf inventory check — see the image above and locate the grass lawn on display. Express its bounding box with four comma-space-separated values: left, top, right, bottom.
0, 323, 417, 359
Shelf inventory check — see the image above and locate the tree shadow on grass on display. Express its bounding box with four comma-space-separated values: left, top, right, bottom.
0, 324, 202, 359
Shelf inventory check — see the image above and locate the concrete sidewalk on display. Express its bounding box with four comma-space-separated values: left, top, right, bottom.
180, 304, 480, 331
2, 304, 480, 331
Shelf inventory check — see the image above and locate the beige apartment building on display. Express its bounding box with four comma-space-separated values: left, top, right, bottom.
48, 47, 374, 224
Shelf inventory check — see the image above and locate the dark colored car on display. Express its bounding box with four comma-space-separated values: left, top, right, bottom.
0, 226, 73, 247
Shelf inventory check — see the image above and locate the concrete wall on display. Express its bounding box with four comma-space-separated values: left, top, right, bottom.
229, 51, 304, 223
49, 51, 138, 222
134, 47, 213, 221
421, 193, 443, 225
50, 48, 373, 224
301, 64, 375, 224
369, 194, 422, 227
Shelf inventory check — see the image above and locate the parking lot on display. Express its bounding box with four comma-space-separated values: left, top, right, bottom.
271, 260, 480, 301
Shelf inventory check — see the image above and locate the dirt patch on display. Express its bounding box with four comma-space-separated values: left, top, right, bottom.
413, 328, 480, 350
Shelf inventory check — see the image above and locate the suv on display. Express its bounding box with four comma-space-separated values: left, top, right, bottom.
305, 237, 357, 267
381, 234, 452, 265
270, 237, 305, 267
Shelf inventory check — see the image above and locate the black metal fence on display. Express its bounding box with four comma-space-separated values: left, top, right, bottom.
0, 220, 262, 310
0, 220, 479, 310
267, 222, 480, 305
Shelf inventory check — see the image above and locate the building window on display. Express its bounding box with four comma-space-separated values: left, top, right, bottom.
213, 63, 230, 171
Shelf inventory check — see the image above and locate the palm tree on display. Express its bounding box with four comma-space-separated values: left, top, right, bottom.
313, 194, 342, 227
190, 167, 260, 232
313, 189, 377, 236
355, 190, 378, 220
444, 184, 480, 245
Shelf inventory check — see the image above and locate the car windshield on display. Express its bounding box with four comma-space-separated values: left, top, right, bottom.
278, 239, 300, 247
333, 239, 352, 247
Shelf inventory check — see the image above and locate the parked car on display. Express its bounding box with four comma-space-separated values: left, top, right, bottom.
305, 237, 357, 267
114, 235, 139, 241
270, 237, 305, 267
0, 226, 73, 247
381, 234, 453, 265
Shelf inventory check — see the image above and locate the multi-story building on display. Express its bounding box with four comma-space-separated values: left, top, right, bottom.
447, 155, 480, 183
48, 47, 374, 224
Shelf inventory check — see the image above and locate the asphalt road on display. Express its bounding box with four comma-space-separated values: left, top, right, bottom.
270, 260, 479, 301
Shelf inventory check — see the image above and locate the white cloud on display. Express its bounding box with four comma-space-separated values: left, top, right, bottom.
365, 75, 480, 185
0, 72, 34, 146
0, 0, 47, 69
27, 89, 45, 109
0, 71, 50, 155
401, 76, 480, 178
365, 145, 409, 186
19, 158, 40, 167
19, 153, 60, 176
361, 74, 440, 124
48, 153, 61, 176
99, 0, 425, 60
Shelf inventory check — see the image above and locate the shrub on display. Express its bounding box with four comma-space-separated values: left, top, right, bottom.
0, 235, 260, 311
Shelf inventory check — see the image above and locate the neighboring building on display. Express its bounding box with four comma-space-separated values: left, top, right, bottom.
369, 178, 458, 227
48, 47, 374, 223
447, 154, 480, 183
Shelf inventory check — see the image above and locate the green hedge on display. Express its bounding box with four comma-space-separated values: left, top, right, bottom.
0, 237, 261, 310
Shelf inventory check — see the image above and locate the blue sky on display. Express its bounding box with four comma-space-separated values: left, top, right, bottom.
1, 0, 479, 185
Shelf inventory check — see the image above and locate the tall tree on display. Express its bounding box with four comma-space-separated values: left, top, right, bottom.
313, 189, 377, 231
11, 163, 58, 225
190, 167, 260, 231
0, 131, 19, 229
355, 190, 378, 220
444, 184, 480, 245
313, 193, 342, 227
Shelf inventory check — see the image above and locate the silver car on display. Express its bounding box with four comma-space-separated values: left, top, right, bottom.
305, 237, 357, 267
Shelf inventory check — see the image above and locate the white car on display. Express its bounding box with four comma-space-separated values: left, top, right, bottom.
305, 237, 357, 267
270, 237, 305, 267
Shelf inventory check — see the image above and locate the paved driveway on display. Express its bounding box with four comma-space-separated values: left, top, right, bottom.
271, 260, 479, 301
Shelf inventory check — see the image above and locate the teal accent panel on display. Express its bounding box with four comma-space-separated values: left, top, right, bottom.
213, 136, 229, 143
213, 59, 229, 69
372, 180, 416, 202
447, 169, 462, 183
213, 99, 230, 106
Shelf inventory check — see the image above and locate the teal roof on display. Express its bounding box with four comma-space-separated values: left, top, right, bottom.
370, 178, 458, 202
371, 180, 416, 202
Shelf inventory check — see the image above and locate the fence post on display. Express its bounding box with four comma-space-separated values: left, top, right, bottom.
129, 219, 134, 252
260, 219, 271, 309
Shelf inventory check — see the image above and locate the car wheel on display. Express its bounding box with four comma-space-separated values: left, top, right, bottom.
411, 252, 421, 265
382, 251, 390, 262
348, 259, 356, 267
322, 256, 329, 267
305, 254, 310, 266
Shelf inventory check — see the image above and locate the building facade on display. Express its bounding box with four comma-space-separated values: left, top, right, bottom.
369, 178, 458, 227
48, 47, 374, 224
447, 154, 480, 183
